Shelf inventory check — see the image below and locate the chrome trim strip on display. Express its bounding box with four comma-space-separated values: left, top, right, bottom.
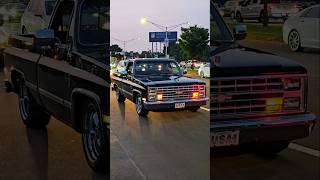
144, 98, 208, 105
212, 74, 307, 80
211, 113, 316, 129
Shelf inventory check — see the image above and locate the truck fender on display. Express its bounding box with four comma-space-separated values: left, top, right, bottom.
71, 88, 101, 132
132, 89, 142, 103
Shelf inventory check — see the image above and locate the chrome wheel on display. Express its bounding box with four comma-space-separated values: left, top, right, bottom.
288, 30, 301, 51
136, 96, 143, 113
83, 104, 102, 163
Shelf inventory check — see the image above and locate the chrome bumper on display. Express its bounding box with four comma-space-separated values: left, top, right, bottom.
143, 98, 208, 111
211, 113, 317, 146
211, 113, 317, 130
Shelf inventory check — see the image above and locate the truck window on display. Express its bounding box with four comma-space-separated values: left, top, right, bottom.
127, 62, 133, 75
50, 0, 74, 44
79, 0, 109, 45
45, 0, 56, 15
210, 3, 233, 45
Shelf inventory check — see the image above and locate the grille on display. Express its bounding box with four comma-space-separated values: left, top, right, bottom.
149, 85, 206, 101
211, 74, 306, 120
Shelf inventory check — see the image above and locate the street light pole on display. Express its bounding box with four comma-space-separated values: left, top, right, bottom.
112, 37, 137, 60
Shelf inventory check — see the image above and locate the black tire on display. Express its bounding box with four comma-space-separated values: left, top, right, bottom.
18, 79, 50, 128
236, 12, 243, 22
115, 86, 126, 102
189, 106, 200, 112
256, 141, 290, 157
82, 101, 108, 173
135, 94, 149, 116
288, 30, 303, 52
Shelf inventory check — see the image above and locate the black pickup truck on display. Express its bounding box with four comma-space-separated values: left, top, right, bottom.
210, 1, 316, 155
112, 58, 208, 116
2, 0, 109, 173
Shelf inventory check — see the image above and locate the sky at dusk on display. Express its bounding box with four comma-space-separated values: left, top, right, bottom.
111, 0, 210, 53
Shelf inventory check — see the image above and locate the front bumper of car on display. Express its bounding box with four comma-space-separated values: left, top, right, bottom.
211, 113, 317, 147
143, 98, 208, 111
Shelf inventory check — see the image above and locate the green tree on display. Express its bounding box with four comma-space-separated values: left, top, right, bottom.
178, 25, 210, 62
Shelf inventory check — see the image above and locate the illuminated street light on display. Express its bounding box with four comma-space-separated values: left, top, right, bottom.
140, 18, 188, 58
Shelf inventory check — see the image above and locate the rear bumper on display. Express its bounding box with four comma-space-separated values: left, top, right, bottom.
143, 98, 208, 111
211, 113, 317, 146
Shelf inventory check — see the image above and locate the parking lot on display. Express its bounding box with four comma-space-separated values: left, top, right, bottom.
211, 39, 320, 180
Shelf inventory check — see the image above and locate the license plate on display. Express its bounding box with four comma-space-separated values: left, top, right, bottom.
211, 130, 240, 147
175, 103, 185, 109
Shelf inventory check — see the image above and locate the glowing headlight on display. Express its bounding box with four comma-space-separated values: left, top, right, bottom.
157, 94, 163, 101
284, 78, 301, 90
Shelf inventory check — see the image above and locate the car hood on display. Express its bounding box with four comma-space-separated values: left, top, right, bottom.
135, 76, 205, 87
212, 47, 306, 77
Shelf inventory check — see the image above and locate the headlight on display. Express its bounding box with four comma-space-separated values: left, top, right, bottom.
283, 78, 301, 90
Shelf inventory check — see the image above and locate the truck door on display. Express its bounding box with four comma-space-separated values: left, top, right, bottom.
37, 0, 75, 122
122, 61, 134, 100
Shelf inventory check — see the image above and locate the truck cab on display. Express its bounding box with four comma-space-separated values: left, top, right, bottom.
211, 1, 316, 155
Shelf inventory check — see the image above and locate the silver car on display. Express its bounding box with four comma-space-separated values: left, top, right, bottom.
20, 0, 56, 34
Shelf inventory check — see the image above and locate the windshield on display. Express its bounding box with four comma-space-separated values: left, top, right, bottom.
45, 0, 56, 15
79, 0, 109, 45
210, 1, 234, 45
134, 61, 182, 76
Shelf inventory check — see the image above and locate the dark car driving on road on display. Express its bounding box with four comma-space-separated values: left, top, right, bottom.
211, 1, 316, 156
112, 58, 208, 116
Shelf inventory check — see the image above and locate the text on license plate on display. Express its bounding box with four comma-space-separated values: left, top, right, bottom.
211, 130, 239, 147
175, 103, 185, 109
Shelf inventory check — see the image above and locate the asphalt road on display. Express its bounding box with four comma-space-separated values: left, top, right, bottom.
110, 88, 210, 180
211, 40, 320, 180
0, 73, 107, 180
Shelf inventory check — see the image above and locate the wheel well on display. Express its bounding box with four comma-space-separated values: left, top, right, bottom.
132, 91, 140, 104
72, 93, 99, 133
11, 70, 23, 93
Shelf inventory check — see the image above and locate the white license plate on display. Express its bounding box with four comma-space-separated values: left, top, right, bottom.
175, 103, 185, 109
211, 130, 240, 147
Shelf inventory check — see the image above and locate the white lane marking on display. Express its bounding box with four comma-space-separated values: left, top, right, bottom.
289, 143, 320, 158
111, 131, 147, 180
200, 107, 210, 112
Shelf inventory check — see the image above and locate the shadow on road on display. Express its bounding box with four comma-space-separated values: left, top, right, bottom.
26, 128, 48, 180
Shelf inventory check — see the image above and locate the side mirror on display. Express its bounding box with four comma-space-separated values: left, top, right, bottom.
119, 69, 128, 77
233, 24, 247, 40
33, 29, 55, 54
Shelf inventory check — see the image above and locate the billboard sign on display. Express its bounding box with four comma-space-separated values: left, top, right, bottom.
149, 31, 178, 42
